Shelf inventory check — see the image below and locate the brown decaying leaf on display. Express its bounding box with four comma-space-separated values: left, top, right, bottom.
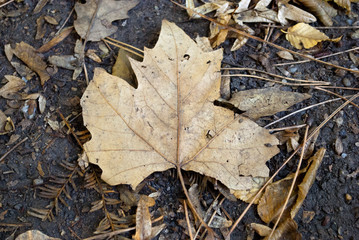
250, 223, 272, 237
297, 0, 337, 26
81, 20, 279, 200
37, 26, 73, 53
15, 230, 60, 240
263, 218, 302, 240
33, 0, 49, 14
257, 148, 326, 223
276, 50, 294, 60
12, 42, 50, 85
0, 75, 26, 99
277, 2, 316, 25
36, 16, 46, 40
285, 23, 334, 50
44, 16, 58, 25
134, 195, 155, 240
74, 0, 140, 42
226, 88, 311, 120
0, 110, 15, 135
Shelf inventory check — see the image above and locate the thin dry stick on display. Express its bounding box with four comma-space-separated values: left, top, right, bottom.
274, 46, 359, 67
83, 216, 163, 240
0, 0, 14, 8
320, 86, 359, 91
57, 110, 84, 150
226, 92, 359, 239
103, 39, 144, 58
222, 67, 329, 84
314, 87, 359, 110
268, 124, 307, 132
268, 125, 309, 238
105, 37, 144, 54
0, 137, 28, 163
55, 7, 74, 36
261, 24, 359, 29
170, 0, 359, 75
226, 74, 327, 86
264, 98, 344, 128
183, 200, 194, 240
83, 62, 89, 85
0, 222, 32, 227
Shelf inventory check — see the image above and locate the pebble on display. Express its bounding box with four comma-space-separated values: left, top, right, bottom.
33, 178, 43, 186
343, 78, 351, 87
355, 142, 359, 147
322, 215, 330, 226
288, 66, 298, 73
341, 153, 347, 158
14, 203, 22, 210
345, 193, 353, 202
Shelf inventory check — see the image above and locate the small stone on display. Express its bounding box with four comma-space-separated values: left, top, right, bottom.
322, 215, 330, 226
33, 178, 43, 186
288, 66, 298, 73
343, 78, 351, 87
341, 153, 347, 158
355, 142, 359, 147
14, 204, 22, 210
345, 193, 353, 202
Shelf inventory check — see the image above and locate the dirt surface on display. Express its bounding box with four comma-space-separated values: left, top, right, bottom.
0, 0, 359, 239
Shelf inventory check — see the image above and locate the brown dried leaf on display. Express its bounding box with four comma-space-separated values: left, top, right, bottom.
37, 26, 73, 53
36, 16, 46, 40
263, 218, 302, 240
277, 2, 316, 25
74, 0, 140, 42
12, 42, 50, 85
44, 16, 58, 25
250, 223, 272, 237
226, 88, 311, 120
33, 0, 49, 14
296, 0, 337, 26
0, 75, 26, 99
134, 195, 155, 240
0, 110, 15, 135
81, 20, 279, 199
285, 23, 331, 49
276, 50, 294, 60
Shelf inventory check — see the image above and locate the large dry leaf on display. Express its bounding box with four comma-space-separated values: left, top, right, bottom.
224, 88, 311, 120
81, 20, 279, 198
285, 23, 330, 49
74, 0, 139, 41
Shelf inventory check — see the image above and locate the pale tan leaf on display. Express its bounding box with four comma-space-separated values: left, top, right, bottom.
81, 20, 279, 198
134, 195, 155, 240
334, 0, 351, 12
250, 223, 272, 237
255, 0, 273, 10
297, 0, 337, 26
277, 2, 316, 25
285, 23, 330, 49
226, 88, 311, 120
15, 230, 60, 240
276, 50, 294, 60
0, 75, 26, 99
74, 0, 139, 42
12, 42, 50, 85
236, 9, 279, 23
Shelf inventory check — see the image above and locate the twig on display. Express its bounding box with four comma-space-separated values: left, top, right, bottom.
314, 87, 359, 110
105, 37, 144, 54
0, 0, 14, 8
57, 110, 84, 150
83, 62, 89, 85
0, 222, 32, 227
274, 47, 359, 67
268, 125, 309, 238
222, 67, 329, 84
261, 24, 359, 29
183, 200, 194, 240
226, 92, 359, 239
55, 7, 74, 36
320, 86, 359, 91
225, 74, 327, 86
103, 39, 144, 58
268, 124, 307, 133
82, 216, 163, 240
170, 0, 359, 75
0, 137, 28, 163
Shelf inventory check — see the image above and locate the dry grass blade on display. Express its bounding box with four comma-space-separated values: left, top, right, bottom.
183, 200, 194, 240
314, 86, 359, 110
103, 38, 144, 59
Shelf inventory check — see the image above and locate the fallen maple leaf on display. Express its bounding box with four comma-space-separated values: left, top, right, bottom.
81, 20, 279, 199
285, 23, 339, 49
74, 0, 139, 41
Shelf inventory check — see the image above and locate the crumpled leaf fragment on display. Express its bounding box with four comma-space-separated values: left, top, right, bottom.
285, 23, 340, 49
81, 20, 280, 200
296, 0, 337, 26
0, 75, 26, 99
134, 195, 155, 240
15, 230, 60, 240
223, 87, 311, 120
277, 1, 316, 25
11, 42, 50, 85
263, 218, 302, 240
74, 0, 140, 42
0, 110, 15, 135
257, 148, 326, 223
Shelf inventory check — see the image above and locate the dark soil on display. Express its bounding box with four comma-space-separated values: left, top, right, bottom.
0, 0, 358, 239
